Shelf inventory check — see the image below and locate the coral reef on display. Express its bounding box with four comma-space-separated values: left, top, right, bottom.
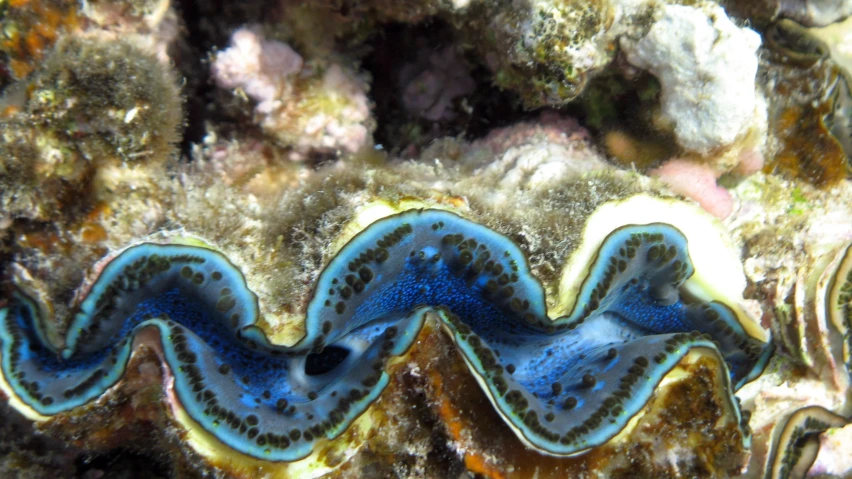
617, 3, 769, 218
2, 0, 852, 478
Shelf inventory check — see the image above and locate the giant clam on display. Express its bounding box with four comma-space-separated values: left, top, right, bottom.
0, 194, 774, 477
742, 237, 852, 479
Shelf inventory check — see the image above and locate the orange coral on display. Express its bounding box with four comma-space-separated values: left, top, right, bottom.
1, 0, 79, 79
427, 367, 507, 479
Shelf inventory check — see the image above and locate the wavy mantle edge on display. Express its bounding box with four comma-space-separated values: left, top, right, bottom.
0, 194, 772, 466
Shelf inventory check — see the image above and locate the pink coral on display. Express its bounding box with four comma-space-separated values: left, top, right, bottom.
292, 65, 371, 154
211, 27, 373, 157
732, 146, 765, 177
458, 113, 608, 200
212, 27, 303, 108
474, 111, 592, 155
651, 159, 734, 219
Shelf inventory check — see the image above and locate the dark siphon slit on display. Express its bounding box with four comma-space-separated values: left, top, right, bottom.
304, 345, 351, 376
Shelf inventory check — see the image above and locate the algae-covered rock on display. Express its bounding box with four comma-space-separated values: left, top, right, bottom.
0, 36, 182, 227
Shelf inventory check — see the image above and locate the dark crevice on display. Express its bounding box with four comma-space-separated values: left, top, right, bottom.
364, 19, 532, 156
170, 0, 278, 161
74, 449, 171, 479
569, 71, 675, 141
170, 0, 209, 160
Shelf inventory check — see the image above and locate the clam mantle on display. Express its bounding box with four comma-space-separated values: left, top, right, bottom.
0, 195, 770, 466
